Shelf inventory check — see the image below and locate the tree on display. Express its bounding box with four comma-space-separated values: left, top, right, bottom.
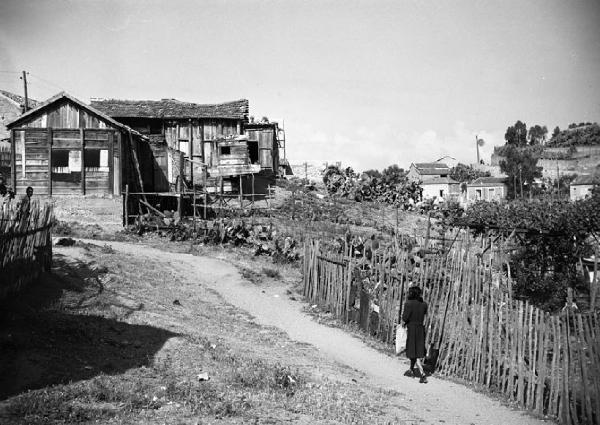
528, 124, 548, 145
363, 169, 382, 179
454, 194, 600, 311
380, 164, 406, 185
552, 126, 561, 139
504, 120, 528, 146
449, 163, 491, 183
499, 145, 542, 199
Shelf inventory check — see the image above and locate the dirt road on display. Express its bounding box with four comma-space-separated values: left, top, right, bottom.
95, 240, 548, 425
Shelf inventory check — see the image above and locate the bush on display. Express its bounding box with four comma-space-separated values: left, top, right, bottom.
453, 194, 600, 310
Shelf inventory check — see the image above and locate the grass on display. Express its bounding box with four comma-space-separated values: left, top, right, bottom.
1, 242, 411, 424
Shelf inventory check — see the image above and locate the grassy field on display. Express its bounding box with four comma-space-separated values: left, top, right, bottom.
0, 241, 413, 424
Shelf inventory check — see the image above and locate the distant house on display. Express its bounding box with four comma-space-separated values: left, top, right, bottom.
466, 177, 508, 202
6, 91, 150, 196
421, 176, 460, 200
570, 175, 598, 201
1, 90, 39, 142
91, 97, 280, 194
407, 162, 451, 182
1, 91, 39, 180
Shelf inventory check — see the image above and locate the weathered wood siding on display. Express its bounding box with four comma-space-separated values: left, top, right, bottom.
13, 128, 119, 195
22, 99, 108, 129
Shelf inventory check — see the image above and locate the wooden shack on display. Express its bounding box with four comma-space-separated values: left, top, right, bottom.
6, 92, 153, 196
90, 97, 248, 185
91, 97, 283, 195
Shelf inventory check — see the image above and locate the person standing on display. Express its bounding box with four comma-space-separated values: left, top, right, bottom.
402, 286, 428, 383
17, 186, 34, 219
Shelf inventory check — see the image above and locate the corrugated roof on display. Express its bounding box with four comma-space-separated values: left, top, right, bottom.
0, 90, 39, 108
469, 177, 508, 186
571, 175, 599, 185
90, 98, 249, 120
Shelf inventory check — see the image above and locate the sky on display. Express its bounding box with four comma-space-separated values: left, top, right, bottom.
1, 0, 599, 171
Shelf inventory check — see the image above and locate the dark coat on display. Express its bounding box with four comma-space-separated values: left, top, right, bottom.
402, 299, 428, 358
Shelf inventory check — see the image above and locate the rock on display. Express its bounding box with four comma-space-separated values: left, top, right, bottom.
55, 237, 76, 246
197, 372, 210, 381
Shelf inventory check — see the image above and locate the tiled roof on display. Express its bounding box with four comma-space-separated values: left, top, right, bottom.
0, 90, 39, 108
412, 162, 450, 175
571, 175, 599, 185
418, 168, 450, 175
421, 176, 459, 185
90, 98, 249, 120
414, 162, 450, 169
6, 91, 147, 139
469, 177, 508, 186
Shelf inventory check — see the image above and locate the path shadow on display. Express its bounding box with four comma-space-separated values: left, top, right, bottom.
0, 252, 177, 400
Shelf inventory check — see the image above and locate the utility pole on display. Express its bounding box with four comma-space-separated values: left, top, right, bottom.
20, 71, 29, 112
519, 165, 523, 198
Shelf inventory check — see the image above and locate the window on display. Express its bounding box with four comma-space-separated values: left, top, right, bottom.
439, 189, 444, 197
84, 150, 100, 167
476, 189, 482, 199
52, 150, 69, 168
220, 146, 231, 155
248, 141, 259, 164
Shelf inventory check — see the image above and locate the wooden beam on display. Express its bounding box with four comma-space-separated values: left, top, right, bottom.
11, 129, 16, 191
116, 132, 122, 195
108, 131, 114, 195
200, 121, 205, 163
47, 128, 52, 195
80, 128, 85, 195
189, 119, 193, 184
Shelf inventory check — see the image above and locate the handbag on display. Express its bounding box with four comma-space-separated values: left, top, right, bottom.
395, 325, 407, 354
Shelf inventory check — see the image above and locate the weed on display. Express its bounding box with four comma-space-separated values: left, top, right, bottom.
262, 267, 281, 279
100, 244, 115, 254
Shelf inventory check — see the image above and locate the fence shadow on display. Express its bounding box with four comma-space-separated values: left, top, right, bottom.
0, 254, 178, 401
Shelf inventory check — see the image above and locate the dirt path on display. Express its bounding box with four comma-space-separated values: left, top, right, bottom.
93, 240, 547, 425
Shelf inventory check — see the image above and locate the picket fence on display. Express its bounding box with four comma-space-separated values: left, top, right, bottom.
303, 237, 600, 425
0, 201, 53, 298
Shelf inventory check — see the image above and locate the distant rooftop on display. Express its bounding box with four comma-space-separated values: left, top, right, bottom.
469, 177, 509, 186
0, 90, 39, 108
421, 176, 458, 185
90, 98, 249, 120
571, 175, 599, 185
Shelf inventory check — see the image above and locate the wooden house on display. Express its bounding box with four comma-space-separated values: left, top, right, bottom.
6, 92, 152, 196
91, 97, 281, 194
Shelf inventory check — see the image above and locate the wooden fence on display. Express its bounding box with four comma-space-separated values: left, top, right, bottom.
0, 201, 53, 299
303, 236, 600, 425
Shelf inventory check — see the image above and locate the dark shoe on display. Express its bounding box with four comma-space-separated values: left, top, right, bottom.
403, 369, 414, 377
419, 376, 428, 384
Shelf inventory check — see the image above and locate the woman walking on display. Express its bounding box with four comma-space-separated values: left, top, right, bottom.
402, 286, 428, 383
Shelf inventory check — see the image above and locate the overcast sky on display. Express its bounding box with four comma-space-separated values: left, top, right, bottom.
1, 0, 599, 170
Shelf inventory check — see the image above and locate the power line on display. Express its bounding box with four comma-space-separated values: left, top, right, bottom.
28, 73, 68, 93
